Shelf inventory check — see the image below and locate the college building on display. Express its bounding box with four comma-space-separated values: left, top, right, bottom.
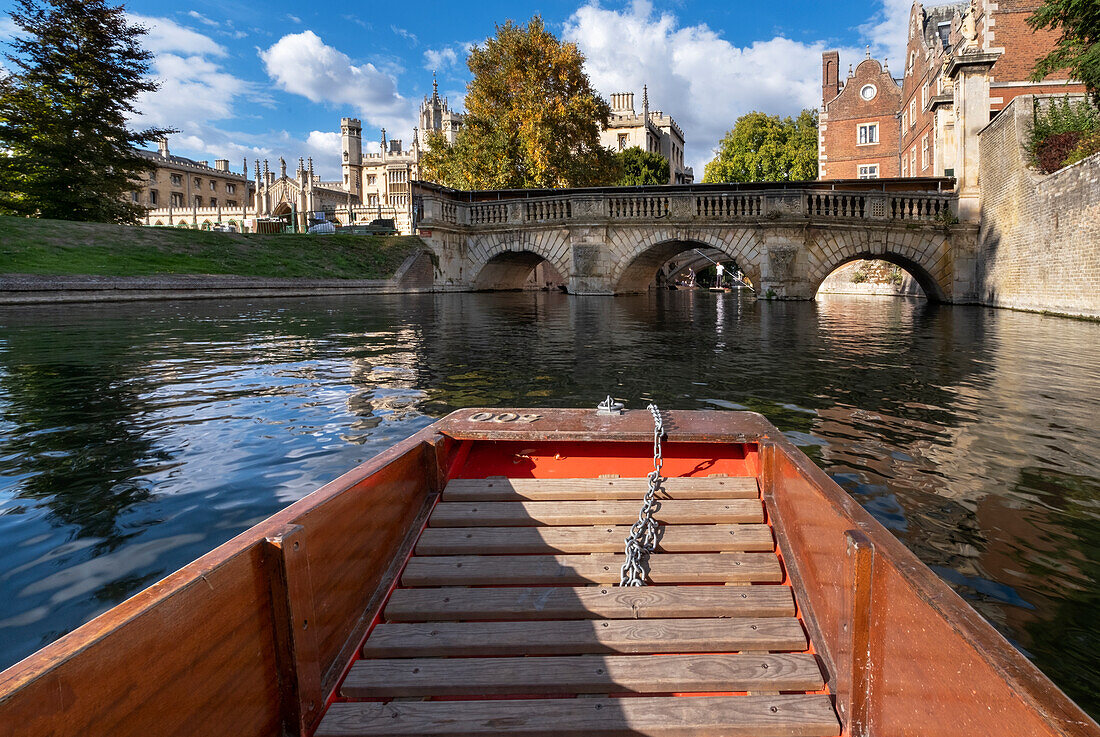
819, 0, 1086, 183
134, 79, 695, 232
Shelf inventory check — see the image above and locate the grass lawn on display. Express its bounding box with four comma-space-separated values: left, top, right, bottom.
0, 216, 426, 279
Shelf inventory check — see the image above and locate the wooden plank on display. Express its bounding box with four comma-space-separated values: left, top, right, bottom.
264, 525, 323, 736
401, 553, 783, 586
384, 585, 796, 621
443, 476, 759, 501
428, 499, 763, 527
415, 524, 774, 555
317, 694, 842, 736
362, 617, 807, 658
341, 653, 824, 698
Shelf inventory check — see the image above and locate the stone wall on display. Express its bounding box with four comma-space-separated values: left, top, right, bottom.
977, 94, 1100, 318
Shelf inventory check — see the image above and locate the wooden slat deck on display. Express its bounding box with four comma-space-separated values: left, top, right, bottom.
384, 584, 797, 621
319, 695, 841, 737
442, 476, 759, 501
317, 475, 841, 737
428, 499, 764, 526
362, 618, 808, 657
415, 523, 775, 554
401, 552, 783, 586
342, 653, 824, 697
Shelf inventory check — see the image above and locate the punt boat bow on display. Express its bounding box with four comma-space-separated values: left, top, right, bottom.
0, 409, 1096, 737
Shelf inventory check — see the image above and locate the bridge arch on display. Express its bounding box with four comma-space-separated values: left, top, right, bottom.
806, 229, 950, 302
608, 227, 763, 294
467, 230, 571, 291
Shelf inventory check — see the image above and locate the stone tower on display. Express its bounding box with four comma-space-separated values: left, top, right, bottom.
419, 73, 464, 147
341, 117, 362, 199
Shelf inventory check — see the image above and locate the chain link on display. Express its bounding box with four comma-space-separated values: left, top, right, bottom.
620, 403, 664, 586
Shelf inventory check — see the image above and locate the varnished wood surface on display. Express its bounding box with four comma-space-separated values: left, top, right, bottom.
342, 653, 825, 697
400, 553, 784, 586
442, 476, 759, 501
383, 585, 796, 621
428, 499, 764, 527
317, 694, 842, 736
362, 617, 808, 657
415, 523, 774, 555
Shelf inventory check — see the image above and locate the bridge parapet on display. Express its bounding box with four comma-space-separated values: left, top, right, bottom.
418, 185, 957, 230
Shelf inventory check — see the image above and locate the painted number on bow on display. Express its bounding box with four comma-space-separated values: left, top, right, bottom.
468, 412, 541, 423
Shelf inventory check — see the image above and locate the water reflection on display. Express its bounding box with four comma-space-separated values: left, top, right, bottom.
0, 292, 1096, 717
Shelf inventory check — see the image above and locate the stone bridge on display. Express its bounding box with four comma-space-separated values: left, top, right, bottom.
411, 180, 978, 301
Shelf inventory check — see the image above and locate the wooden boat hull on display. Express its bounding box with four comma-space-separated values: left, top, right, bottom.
0, 409, 1095, 737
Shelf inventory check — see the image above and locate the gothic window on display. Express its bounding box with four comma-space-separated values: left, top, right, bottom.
367, 174, 377, 185
857, 123, 879, 145
618, 133, 628, 150
210, 198, 217, 207
858, 164, 879, 179
170, 192, 183, 207
209, 180, 217, 191
195, 195, 202, 207
171, 174, 182, 186
194, 177, 201, 188
131, 191, 139, 202
226, 183, 236, 194
227, 200, 237, 208
149, 190, 158, 205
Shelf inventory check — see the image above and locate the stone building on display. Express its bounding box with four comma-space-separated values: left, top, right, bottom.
820, 0, 1087, 187
132, 139, 255, 225
599, 88, 694, 184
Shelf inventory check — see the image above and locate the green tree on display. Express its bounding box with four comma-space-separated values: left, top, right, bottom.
421, 16, 616, 189
703, 109, 818, 183
0, 0, 171, 223
612, 146, 669, 186
1029, 0, 1100, 107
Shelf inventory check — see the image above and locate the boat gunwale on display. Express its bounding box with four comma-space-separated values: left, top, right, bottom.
759, 431, 1100, 737
0, 421, 446, 701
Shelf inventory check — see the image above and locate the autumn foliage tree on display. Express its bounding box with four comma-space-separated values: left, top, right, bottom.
703, 110, 818, 183
0, 0, 171, 223
421, 16, 616, 189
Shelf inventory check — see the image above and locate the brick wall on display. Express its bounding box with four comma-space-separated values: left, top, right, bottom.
820, 58, 902, 179
977, 95, 1100, 318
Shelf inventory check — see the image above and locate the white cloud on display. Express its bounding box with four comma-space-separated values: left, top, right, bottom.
130, 13, 226, 58
259, 31, 412, 132
186, 10, 219, 28
392, 26, 418, 45
564, 1, 868, 175
424, 46, 460, 72
0, 16, 18, 40
286, 14, 302, 24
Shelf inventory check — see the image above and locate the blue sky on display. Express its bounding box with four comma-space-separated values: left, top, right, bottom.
2, 0, 927, 177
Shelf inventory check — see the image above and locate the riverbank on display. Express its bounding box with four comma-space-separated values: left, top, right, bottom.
0, 216, 426, 279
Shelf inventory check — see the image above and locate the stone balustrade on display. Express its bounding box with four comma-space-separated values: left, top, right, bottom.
418, 183, 957, 229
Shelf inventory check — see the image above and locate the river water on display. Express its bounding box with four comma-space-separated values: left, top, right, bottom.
0, 292, 1096, 715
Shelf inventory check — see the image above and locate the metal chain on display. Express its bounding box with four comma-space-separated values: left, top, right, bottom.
620, 403, 664, 586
